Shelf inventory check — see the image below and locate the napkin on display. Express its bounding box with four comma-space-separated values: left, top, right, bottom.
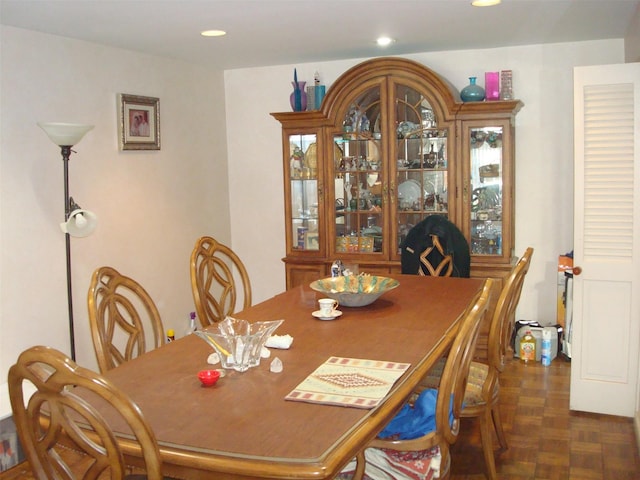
265, 334, 293, 349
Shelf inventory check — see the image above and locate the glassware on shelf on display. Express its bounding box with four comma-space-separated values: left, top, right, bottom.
421, 106, 435, 133
394, 88, 450, 255
460, 77, 486, 102
500, 70, 513, 100
469, 126, 504, 255
289, 133, 319, 251
290, 81, 308, 112
485, 72, 500, 101
289, 145, 304, 178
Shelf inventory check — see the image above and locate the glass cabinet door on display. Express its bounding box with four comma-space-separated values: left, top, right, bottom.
289, 133, 320, 251
468, 126, 504, 256
394, 84, 449, 255
332, 86, 384, 256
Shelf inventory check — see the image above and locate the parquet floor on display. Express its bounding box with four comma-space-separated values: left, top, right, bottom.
450, 355, 640, 479
2, 356, 639, 479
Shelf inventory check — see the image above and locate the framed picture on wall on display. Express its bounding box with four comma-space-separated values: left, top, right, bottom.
0, 416, 24, 472
118, 93, 160, 150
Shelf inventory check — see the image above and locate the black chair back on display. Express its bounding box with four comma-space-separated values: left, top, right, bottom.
401, 216, 470, 277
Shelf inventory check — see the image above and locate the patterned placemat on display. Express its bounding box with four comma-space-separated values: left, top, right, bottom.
285, 356, 411, 409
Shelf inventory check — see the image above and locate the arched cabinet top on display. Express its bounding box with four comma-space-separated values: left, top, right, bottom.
320, 57, 461, 124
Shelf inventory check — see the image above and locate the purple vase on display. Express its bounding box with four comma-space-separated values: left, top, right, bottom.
290, 81, 307, 111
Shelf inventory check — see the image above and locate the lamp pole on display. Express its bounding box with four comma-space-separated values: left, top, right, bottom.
61, 145, 76, 361
38, 122, 94, 362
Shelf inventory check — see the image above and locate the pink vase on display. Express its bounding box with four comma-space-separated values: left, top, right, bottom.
485, 72, 500, 101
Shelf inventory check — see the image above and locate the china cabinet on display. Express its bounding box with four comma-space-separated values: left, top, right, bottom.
272, 58, 523, 292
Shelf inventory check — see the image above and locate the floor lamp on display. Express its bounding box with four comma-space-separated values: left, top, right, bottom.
38, 122, 96, 361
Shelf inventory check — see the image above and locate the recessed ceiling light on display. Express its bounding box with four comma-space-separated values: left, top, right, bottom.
201, 30, 227, 37
376, 36, 395, 47
471, 0, 501, 6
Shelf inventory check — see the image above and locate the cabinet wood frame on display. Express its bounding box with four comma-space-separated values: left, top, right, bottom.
272, 58, 523, 293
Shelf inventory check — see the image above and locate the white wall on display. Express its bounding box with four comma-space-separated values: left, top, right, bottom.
625, 2, 640, 63
0, 26, 230, 416
224, 40, 625, 320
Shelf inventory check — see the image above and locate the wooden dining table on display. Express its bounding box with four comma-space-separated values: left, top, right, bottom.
100, 274, 484, 480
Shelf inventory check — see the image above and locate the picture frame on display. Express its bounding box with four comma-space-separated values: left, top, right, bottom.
0, 416, 24, 472
118, 93, 160, 150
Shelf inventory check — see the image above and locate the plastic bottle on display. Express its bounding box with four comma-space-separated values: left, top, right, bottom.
519, 330, 536, 363
541, 329, 552, 366
184, 311, 197, 337
166, 329, 175, 342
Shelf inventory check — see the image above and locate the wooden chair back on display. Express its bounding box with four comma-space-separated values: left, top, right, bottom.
361, 278, 493, 478
437, 278, 492, 445
190, 236, 252, 328
8, 345, 164, 480
88, 266, 165, 374
488, 247, 534, 373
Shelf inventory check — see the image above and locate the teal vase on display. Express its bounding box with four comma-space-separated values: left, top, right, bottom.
460, 77, 485, 102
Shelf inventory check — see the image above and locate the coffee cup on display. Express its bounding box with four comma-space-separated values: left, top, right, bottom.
318, 298, 339, 317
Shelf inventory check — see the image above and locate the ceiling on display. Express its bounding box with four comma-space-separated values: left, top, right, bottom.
1, 0, 638, 70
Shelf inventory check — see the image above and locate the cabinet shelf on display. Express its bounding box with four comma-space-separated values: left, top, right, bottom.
398, 167, 447, 172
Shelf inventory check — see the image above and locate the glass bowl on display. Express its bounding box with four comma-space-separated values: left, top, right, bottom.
195, 317, 284, 372
309, 275, 399, 307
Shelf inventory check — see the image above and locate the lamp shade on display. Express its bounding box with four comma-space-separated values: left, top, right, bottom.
38, 122, 94, 147
60, 208, 98, 237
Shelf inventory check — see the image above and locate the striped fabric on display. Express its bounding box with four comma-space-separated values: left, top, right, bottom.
420, 358, 494, 407
337, 446, 441, 480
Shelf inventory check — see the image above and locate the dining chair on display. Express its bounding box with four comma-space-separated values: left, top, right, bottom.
190, 235, 252, 328
8, 345, 165, 480
339, 278, 493, 480
401, 215, 471, 278
422, 247, 534, 479
88, 266, 165, 374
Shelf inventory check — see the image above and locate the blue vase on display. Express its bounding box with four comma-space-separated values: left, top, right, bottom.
460, 77, 485, 102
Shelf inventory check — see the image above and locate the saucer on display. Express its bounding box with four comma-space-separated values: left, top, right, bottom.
312, 309, 343, 321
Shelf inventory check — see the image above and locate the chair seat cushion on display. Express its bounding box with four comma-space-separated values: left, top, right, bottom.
337, 446, 441, 480
421, 359, 493, 407
464, 361, 490, 405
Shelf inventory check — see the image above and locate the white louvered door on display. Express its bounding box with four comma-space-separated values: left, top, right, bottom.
571, 63, 640, 417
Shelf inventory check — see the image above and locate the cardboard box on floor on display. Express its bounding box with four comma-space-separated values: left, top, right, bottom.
557, 254, 573, 328
514, 326, 559, 363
